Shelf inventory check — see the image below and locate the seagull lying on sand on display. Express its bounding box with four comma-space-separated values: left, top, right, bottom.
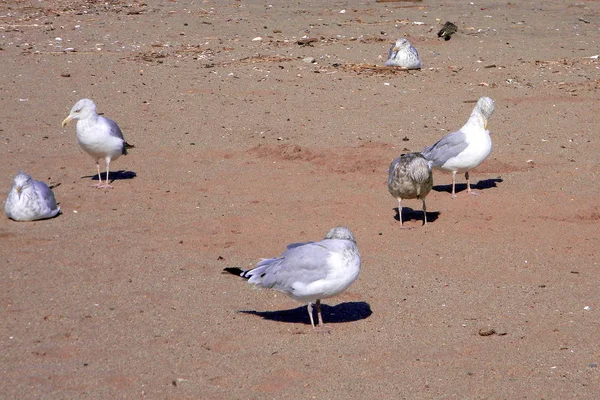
385, 38, 422, 69
388, 153, 433, 226
5, 171, 60, 221
224, 227, 361, 328
62, 98, 134, 189
421, 97, 495, 197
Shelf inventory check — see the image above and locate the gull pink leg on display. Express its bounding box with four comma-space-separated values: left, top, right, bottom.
451, 171, 457, 198
466, 171, 480, 196
307, 303, 316, 328
316, 299, 324, 326
103, 159, 113, 189
91, 162, 104, 188
398, 198, 403, 225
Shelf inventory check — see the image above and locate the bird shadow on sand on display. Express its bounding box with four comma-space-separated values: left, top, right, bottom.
394, 207, 440, 224
239, 301, 372, 326
82, 170, 137, 183
433, 178, 503, 194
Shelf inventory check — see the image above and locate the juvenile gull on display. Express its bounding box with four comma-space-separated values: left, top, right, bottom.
388, 152, 433, 226
5, 171, 60, 221
385, 38, 422, 69
224, 227, 361, 328
421, 96, 495, 197
62, 98, 134, 189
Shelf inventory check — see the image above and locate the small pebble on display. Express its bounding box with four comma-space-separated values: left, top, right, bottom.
478, 328, 496, 336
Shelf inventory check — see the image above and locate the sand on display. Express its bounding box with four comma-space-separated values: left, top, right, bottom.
1, 0, 599, 398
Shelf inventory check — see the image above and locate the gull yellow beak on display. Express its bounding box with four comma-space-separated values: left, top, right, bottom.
15, 186, 22, 196
61, 115, 73, 127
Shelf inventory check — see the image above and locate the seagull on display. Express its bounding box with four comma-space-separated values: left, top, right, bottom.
62, 98, 134, 189
224, 227, 361, 328
421, 97, 495, 197
388, 152, 433, 226
5, 171, 60, 221
385, 38, 422, 69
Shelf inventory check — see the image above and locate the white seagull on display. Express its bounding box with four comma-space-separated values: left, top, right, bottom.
224, 227, 362, 328
388, 152, 433, 226
421, 97, 495, 197
62, 98, 134, 189
5, 171, 60, 221
385, 38, 422, 69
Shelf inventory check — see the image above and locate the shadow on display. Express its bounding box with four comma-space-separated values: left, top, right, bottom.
82, 170, 137, 183
239, 301, 372, 326
394, 207, 440, 224
433, 178, 503, 194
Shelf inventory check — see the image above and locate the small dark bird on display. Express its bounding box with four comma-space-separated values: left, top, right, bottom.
437, 21, 458, 41
387, 152, 433, 226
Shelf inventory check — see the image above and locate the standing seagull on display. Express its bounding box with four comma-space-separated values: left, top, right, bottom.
385, 38, 422, 69
62, 98, 134, 189
224, 227, 361, 328
5, 171, 60, 221
388, 153, 433, 226
421, 97, 495, 197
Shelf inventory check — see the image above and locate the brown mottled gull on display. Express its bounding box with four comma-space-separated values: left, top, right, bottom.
388, 153, 433, 226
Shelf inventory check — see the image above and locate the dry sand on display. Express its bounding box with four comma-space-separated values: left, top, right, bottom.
1, 0, 599, 398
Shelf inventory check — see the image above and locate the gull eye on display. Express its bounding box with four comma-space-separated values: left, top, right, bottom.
75, 108, 82, 113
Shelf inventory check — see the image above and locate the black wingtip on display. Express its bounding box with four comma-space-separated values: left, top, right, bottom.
223, 267, 246, 277
123, 142, 135, 155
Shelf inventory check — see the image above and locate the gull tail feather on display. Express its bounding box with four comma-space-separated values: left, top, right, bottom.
123, 142, 135, 155
223, 267, 249, 278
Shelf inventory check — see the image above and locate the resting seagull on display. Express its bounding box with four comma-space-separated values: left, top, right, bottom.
385, 38, 422, 69
388, 153, 433, 226
224, 227, 361, 328
62, 98, 134, 189
422, 97, 495, 197
5, 171, 60, 221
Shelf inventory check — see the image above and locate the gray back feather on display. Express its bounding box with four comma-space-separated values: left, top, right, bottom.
422, 130, 469, 167
32, 180, 58, 209
248, 242, 333, 291
100, 116, 125, 140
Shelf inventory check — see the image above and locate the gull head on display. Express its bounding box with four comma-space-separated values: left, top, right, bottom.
476, 97, 495, 121
393, 38, 411, 51
324, 226, 356, 243
62, 98, 97, 127
12, 171, 32, 198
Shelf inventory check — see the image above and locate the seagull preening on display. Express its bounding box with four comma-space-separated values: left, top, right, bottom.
385, 38, 422, 69
224, 227, 361, 328
5, 171, 60, 221
388, 152, 433, 226
62, 98, 134, 189
421, 97, 495, 197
